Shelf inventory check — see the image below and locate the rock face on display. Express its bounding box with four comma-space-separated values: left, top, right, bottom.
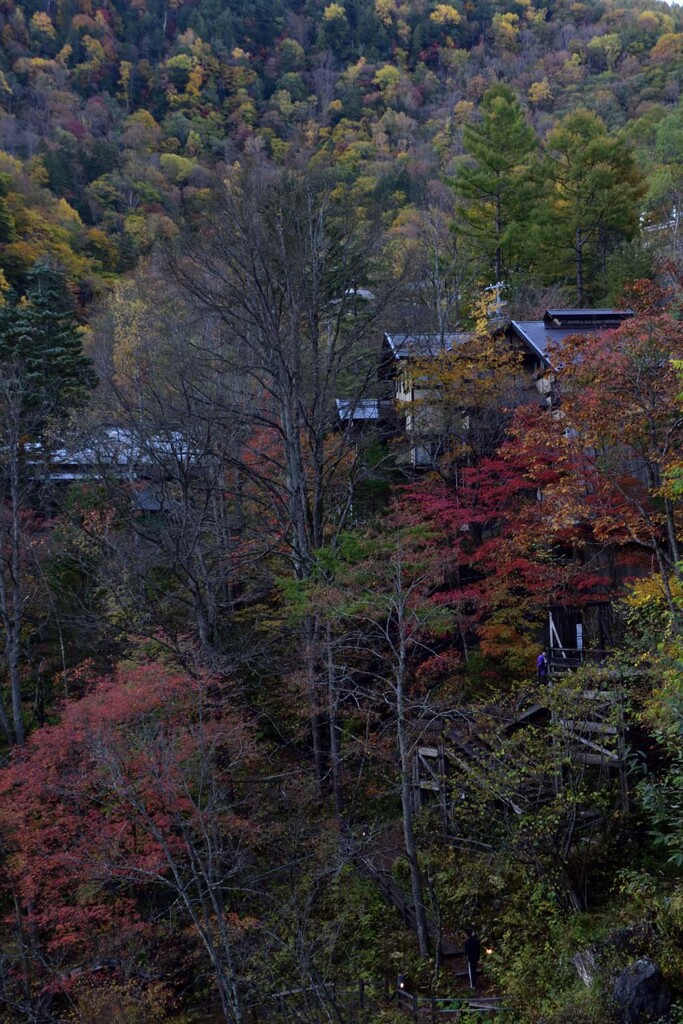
573, 948, 599, 987
573, 923, 655, 989
611, 959, 671, 1023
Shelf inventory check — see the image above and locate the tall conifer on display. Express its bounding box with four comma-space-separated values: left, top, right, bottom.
452, 84, 538, 284
0, 262, 96, 744
536, 110, 645, 304
0, 262, 97, 424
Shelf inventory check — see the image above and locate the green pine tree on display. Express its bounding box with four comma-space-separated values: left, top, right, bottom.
0, 261, 97, 745
535, 110, 646, 304
452, 84, 538, 285
0, 261, 97, 426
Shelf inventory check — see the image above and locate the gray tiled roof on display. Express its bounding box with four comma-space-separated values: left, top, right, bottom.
510, 309, 634, 363
335, 399, 382, 421
383, 332, 476, 359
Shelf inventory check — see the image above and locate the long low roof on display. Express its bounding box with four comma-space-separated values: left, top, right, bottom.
510, 308, 634, 362
384, 310, 635, 366
335, 399, 382, 421
384, 332, 476, 359
36, 427, 193, 468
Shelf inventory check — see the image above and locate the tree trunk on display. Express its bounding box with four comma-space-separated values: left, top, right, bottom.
304, 615, 326, 792
280, 394, 312, 581
326, 622, 344, 820
0, 438, 25, 745
576, 228, 584, 305
395, 593, 430, 959
653, 538, 683, 633
663, 495, 682, 575
0, 568, 15, 741
495, 192, 503, 283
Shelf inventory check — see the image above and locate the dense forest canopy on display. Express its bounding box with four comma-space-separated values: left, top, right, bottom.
1, 1, 683, 1023
0, 0, 681, 297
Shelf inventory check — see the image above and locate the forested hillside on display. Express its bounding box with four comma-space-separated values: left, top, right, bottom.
0, 0, 681, 294
1, 1, 683, 1022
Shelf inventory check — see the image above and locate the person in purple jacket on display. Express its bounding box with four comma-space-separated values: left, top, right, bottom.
537, 648, 548, 684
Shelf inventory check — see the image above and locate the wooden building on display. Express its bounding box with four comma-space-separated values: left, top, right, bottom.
378, 310, 635, 465
508, 307, 634, 403
380, 332, 476, 466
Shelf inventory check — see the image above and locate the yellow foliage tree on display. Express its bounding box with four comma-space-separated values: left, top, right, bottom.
528, 78, 553, 106
431, 4, 461, 26
375, 0, 397, 26
374, 64, 401, 100
323, 2, 346, 19
30, 12, 56, 39
650, 32, 683, 64
492, 12, 519, 50
406, 330, 523, 468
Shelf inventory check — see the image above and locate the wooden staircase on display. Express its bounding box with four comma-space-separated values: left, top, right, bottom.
413, 685, 629, 821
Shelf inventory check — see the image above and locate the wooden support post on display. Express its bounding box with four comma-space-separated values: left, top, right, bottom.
431, 994, 438, 1022
359, 979, 365, 1009
412, 992, 419, 1020
438, 743, 448, 832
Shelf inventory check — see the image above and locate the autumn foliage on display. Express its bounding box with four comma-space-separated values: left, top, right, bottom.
0, 663, 258, 1013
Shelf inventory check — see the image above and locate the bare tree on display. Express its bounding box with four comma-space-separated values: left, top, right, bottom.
57, 270, 277, 675
331, 546, 440, 959
390, 190, 481, 343
167, 162, 395, 791
376, 558, 433, 958
170, 161, 391, 581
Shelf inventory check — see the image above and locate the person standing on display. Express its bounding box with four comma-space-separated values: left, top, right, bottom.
537, 648, 548, 684
464, 928, 481, 989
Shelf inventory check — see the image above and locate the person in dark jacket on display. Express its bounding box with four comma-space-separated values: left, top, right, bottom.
464, 928, 481, 989
537, 649, 548, 684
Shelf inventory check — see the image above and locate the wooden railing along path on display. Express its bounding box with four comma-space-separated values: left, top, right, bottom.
248, 978, 506, 1022
397, 987, 507, 1019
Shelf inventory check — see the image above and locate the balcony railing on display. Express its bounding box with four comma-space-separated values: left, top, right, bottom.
549, 648, 610, 673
